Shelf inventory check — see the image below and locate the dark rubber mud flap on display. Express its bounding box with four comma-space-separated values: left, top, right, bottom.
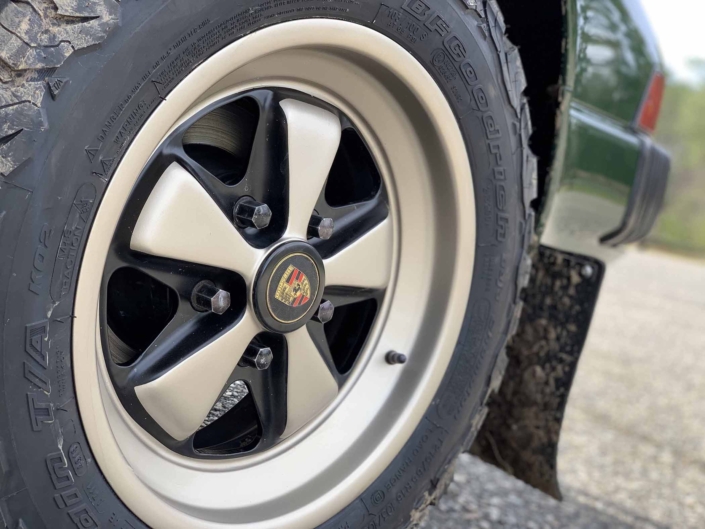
470, 245, 604, 499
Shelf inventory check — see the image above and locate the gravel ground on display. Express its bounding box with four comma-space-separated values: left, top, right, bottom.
422, 249, 705, 529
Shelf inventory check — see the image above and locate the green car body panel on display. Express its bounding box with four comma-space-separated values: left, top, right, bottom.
539, 0, 664, 260
573, 0, 660, 122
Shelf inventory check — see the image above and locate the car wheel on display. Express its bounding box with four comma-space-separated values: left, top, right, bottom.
0, 1, 535, 527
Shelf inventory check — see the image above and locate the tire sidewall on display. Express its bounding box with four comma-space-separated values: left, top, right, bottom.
0, 0, 526, 527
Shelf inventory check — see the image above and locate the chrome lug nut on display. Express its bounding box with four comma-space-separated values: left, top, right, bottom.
308, 215, 334, 240
581, 264, 594, 279
240, 343, 273, 370
386, 351, 407, 365
191, 280, 231, 315
312, 299, 334, 324
234, 197, 272, 230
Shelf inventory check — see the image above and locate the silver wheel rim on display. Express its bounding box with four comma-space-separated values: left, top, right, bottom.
73, 19, 476, 528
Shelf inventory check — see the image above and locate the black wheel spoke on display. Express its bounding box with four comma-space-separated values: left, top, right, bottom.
323, 286, 384, 309
108, 292, 242, 388
122, 303, 209, 386
106, 243, 219, 297
164, 139, 236, 215
235, 91, 288, 214
311, 292, 380, 379
312, 187, 389, 259
232, 354, 288, 448
306, 322, 344, 387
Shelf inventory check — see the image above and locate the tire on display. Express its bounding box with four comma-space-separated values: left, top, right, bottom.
0, 0, 535, 528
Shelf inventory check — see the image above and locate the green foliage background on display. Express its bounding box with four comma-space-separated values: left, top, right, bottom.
647, 60, 705, 255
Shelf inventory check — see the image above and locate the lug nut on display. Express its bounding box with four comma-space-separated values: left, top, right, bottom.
234, 197, 272, 230
191, 280, 231, 315
386, 351, 407, 365
240, 343, 273, 370
308, 215, 334, 240
581, 264, 594, 279
312, 299, 334, 324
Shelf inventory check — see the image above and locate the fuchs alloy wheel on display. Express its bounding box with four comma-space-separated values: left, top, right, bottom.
0, 1, 535, 528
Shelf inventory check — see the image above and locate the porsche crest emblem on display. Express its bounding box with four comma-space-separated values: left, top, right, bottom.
274, 265, 312, 308
264, 251, 320, 325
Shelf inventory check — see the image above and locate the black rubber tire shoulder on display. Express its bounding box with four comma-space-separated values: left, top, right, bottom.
0, 0, 119, 177
396, 1, 537, 524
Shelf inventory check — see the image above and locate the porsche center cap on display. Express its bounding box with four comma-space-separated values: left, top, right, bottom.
267, 253, 319, 323
253, 242, 325, 333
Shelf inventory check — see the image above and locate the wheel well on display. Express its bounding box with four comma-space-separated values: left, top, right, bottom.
495, 0, 564, 210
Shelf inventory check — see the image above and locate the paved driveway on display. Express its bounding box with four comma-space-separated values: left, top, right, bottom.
422, 249, 705, 529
